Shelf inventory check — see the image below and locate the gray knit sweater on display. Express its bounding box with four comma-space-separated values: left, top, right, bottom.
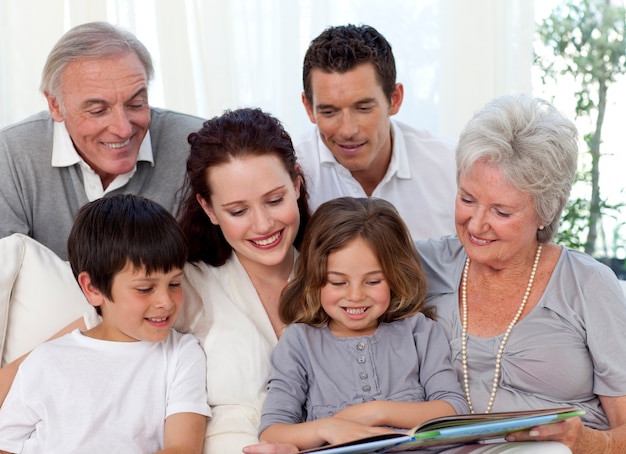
0, 108, 204, 259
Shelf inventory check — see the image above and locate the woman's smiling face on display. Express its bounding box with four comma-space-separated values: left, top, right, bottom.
455, 160, 541, 270
197, 154, 301, 270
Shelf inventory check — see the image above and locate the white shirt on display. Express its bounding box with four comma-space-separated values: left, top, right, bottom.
85, 253, 276, 453
294, 120, 457, 240
50, 121, 154, 201
0, 329, 210, 453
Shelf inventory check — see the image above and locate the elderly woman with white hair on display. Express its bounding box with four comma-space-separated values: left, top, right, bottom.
417, 94, 626, 453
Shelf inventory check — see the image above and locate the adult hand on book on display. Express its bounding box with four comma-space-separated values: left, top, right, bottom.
505, 415, 604, 453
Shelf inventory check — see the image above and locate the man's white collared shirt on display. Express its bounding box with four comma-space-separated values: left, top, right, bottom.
50, 121, 154, 201
294, 120, 457, 240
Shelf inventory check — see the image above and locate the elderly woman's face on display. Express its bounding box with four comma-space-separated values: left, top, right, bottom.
455, 161, 541, 268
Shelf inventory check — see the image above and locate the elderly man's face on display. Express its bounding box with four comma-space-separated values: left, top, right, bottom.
45, 52, 151, 189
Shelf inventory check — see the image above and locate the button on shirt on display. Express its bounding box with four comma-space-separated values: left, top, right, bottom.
295, 120, 457, 240
258, 314, 469, 434
50, 121, 154, 201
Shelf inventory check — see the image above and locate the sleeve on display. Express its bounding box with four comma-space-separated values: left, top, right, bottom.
0, 133, 30, 239
258, 325, 310, 435
166, 333, 211, 418
571, 257, 626, 396
413, 316, 470, 415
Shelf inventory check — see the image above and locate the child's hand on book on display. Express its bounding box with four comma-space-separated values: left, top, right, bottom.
333, 400, 388, 427
242, 440, 300, 454
321, 416, 397, 446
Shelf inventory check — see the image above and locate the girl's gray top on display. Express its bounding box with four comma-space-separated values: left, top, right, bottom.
416, 236, 626, 430
259, 312, 469, 434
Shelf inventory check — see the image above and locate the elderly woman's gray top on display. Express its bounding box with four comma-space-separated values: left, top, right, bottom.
416, 236, 626, 430
258, 312, 469, 434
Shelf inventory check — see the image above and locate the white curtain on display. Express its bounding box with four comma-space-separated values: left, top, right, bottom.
0, 0, 534, 141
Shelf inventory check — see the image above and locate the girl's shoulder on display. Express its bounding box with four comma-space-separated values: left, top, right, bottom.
379, 312, 440, 337
275, 323, 333, 357
281, 322, 327, 341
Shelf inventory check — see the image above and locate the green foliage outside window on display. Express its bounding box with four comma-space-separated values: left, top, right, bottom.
535, 0, 626, 259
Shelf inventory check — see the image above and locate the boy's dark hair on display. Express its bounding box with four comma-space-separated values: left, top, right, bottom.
68, 194, 188, 310
302, 24, 397, 106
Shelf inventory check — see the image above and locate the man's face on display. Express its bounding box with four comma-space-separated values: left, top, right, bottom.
302, 63, 403, 185
45, 52, 151, 189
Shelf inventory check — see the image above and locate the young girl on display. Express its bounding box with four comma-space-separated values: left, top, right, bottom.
257, 197, 469, 451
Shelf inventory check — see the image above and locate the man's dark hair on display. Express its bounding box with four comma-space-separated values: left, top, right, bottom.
302, 24, 397, 105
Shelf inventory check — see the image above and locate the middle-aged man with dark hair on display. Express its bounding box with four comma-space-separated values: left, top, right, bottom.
296, 24, 457, 240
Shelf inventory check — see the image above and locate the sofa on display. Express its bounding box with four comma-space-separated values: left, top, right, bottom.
0, 233, 88, 366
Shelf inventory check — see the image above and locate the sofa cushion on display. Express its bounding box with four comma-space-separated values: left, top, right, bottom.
0, 234, 89, 366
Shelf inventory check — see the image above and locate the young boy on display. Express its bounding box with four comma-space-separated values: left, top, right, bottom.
0, 194, 210, 453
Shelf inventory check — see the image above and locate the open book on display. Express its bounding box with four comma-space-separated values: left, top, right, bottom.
298, 406, 585, 454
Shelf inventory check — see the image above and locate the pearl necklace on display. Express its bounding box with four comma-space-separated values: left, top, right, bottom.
460, 244, 542, 414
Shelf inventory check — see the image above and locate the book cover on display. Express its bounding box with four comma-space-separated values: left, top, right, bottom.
297, 406, 585, 454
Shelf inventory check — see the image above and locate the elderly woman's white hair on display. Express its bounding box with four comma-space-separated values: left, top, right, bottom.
456, 94, 578, 243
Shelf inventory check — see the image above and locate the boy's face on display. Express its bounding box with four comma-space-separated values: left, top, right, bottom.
87, 262, 184, 342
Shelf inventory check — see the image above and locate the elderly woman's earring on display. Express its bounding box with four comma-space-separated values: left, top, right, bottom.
538, 225, 545, 230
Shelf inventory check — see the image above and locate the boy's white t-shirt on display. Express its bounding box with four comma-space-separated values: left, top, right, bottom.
0, 329, 210, 453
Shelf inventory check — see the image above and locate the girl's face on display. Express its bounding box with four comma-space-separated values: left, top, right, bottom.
198, 154, 301, 271
320, 236, 391, 337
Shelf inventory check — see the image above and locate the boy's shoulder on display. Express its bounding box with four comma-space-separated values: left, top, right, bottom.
19, 330, 82, 374
29, 329, 79, 353
26, 329, 200, 362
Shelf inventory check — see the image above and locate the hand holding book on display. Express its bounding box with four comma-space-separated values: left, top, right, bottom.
297, 407, 585, 454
